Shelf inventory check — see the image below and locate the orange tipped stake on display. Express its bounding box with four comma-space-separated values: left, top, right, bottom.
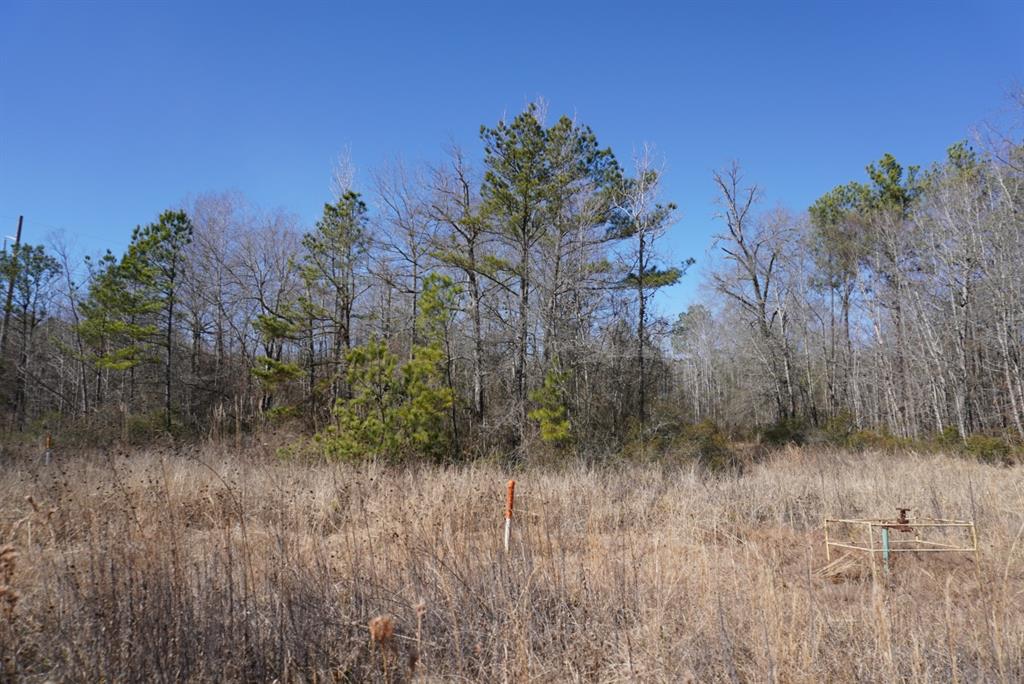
505, 480, 516, 519
504, 479, 516, 553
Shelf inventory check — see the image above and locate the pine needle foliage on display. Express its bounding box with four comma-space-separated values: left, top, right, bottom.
318, 275, 457, 461
528, 365, 572, 446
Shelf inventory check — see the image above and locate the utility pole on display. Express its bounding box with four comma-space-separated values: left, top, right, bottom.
0, 215, 23, 359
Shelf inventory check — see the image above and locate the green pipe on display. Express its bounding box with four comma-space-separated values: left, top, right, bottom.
881, 527, 891, 573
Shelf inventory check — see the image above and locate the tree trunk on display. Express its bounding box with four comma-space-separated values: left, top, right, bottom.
165, 285, 175, 432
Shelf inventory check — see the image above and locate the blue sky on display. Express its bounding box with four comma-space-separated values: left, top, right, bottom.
2, 1, 1021, 316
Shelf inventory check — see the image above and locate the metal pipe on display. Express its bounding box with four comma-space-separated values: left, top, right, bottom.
881, 527, 891, 573
867, 523, 878, 581
824, 519, 831, 562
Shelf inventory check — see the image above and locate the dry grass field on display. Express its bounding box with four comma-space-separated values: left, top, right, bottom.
1, 446, 1022, 682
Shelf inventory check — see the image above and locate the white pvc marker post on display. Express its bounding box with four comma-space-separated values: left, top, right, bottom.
504, 479, 516, 554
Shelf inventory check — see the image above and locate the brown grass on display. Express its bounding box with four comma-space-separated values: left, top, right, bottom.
0, 445, 1022, 682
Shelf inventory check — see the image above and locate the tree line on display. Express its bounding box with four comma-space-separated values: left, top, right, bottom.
1, 99, 1021, 459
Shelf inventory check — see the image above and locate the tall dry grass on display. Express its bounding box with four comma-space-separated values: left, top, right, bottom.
0, 446, 1022, 682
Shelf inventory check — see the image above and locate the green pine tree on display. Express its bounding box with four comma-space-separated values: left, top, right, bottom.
528, 364, 572, 446
480, 103, 620, 445
78, 249, 161, 408
301, 191, 369, 407
128, 211, 193, 430
77, 210, 193, 429
318, 273, 456, 462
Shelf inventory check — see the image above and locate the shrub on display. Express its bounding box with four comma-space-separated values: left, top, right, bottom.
617, 418, 736, 472
318, 275, 459, 463
677, 420, 737, 472
760, 419, 807, 447
317, 339, 453, 462
846, 429, 910, 453
963, 434, 1012, 465
821, 412, 857, 446
528, 367, 572, 447
126, 410, 187, 444
265, 405, 299, 423
937, 425, 961, 447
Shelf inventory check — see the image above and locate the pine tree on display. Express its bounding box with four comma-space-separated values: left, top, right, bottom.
319, 273, 456, 461
128, 211, 194, 431
78, 211, 193, 429
528, 364, 572, 446
301, 192, 368, 408
609, 159, 691, 429
78, 250, 161, 408
480, 103, 619, 445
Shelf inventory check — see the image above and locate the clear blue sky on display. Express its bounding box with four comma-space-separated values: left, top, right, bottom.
2, 1, 1021, 315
